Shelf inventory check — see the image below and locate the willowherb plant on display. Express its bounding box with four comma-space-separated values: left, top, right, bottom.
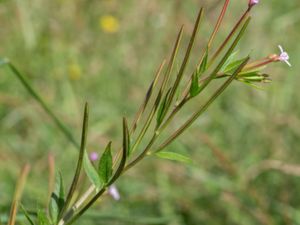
0, 0, 291, 224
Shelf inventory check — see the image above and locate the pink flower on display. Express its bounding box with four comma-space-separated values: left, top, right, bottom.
278, 45, 291, 67
248, 0, 259, 7
89, 152, 99, 161
108, 185, 120, 200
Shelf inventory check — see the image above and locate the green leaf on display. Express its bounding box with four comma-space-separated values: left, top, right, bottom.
123, 118, 130, 157
190, 71, 200, 97
239, 80, 265, 90
189, 49, 208, 98
98, 142, 113, 184
49, 172, 65, 224
156, 88, 172, 126
20, 204, 35, 225
219, 51, 238, 72
108, 118, 128, 184
199, 47, 208, 74
223, 58, 247, 74
83, 152, 103, 189
60, 103, 89, 218
238, 66, 266, 76
6, 63, 80, 150
198, 17, 251, 94
155, 151, 194, 165
37, 210, 50, 225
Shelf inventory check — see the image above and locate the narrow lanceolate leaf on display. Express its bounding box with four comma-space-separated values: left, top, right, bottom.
238, 66, 266, 76
199, 47, 208, 74
198, 17, 251, 93
83, 152, 102, 189
130, 60, 165, 134
190, 48, 208, 98
49, 172, 65, 224
60, 103, 89, 218
5, 62, 79, 149
37, 210, 51, 225
155, 151, 194, 166
109, 118, 129, 184
20, 204, 34, 225
160, 25, 184, 93
123, 118, 130, 157
156, 88, 172, 127
223, 57, 247, 74
98, 142, 113, 184
190, 71, 200, 97
168, 7, 204, 109
219, 51, 238, 72
155, 57, 250, 153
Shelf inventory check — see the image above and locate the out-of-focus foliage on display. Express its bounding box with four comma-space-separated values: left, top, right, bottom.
0, 0, 300, 224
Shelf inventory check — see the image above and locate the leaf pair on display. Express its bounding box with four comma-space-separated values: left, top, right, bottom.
190, 49, 208, 97
84, 117, 130, 189
83, 142, 113, 190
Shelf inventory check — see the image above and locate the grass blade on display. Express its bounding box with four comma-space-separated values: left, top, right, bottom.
19, 204, 35, 225
5, 62, 79, 149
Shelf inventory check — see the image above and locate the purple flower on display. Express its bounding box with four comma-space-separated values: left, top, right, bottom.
248, 0, 259, 7
108, 185, 120, 200
278, 45, 291, 67
89, 152, 99, 161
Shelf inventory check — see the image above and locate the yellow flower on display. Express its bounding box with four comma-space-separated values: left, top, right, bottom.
68, 63, 81, 81
99, 15, 120, 33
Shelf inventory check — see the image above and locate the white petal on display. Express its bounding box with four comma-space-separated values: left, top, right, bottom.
278, 45, 284, 53
284, 60, 292, 67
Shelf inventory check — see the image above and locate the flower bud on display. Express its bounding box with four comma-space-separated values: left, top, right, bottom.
248, 0, 259, 7
89, 152, 99, 161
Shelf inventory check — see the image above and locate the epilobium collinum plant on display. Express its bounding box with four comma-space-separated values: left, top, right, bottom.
0, 0, 291, 224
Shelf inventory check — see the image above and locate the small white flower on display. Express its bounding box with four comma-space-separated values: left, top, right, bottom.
278, 45, 291, 67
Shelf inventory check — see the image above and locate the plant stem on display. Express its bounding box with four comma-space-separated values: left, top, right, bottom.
153, 57, 250, 153
8, 164, 31, 225
164, 8, 203, 118
112, 60, 166, 168
207, 0, 230, 49
179, 6, 251, 103
209, 7, 251, 65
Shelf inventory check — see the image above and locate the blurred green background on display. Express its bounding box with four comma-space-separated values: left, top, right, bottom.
1, 0, 300, 224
